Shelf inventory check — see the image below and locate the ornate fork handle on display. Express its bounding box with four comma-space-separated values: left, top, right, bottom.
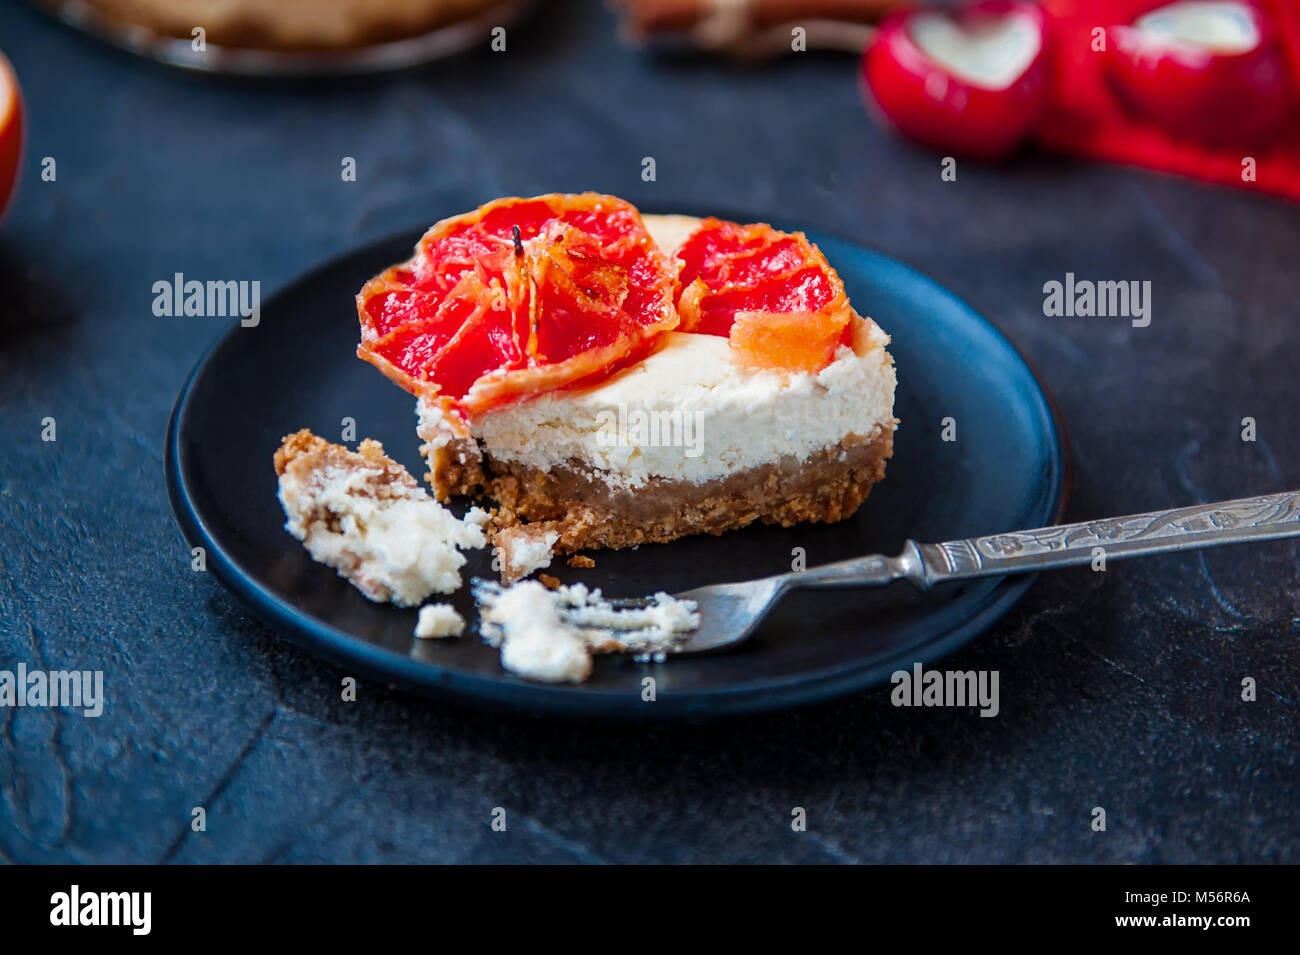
796, 491, 1300, 590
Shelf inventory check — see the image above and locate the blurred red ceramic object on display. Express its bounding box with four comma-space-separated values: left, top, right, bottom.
862, 0, 1052, 160
1107, 0, 1293, 147
0, 52, 22, 221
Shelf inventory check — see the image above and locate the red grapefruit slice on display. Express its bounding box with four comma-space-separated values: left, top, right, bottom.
357, 193, 677, 417
675, 218, 859, 373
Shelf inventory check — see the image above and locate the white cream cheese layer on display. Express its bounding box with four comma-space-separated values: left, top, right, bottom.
419, 327, 896, 490
642, 213, 702, 257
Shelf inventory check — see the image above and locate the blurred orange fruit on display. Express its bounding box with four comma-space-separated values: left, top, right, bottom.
0, 51, 22, 221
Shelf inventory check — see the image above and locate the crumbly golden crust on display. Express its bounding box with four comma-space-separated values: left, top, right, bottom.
275, 428, 419, 500
424, 435, 489, 502
434, 425, 894, 554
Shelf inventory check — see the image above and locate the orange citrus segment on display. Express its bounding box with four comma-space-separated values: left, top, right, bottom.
729, 308, 854, 374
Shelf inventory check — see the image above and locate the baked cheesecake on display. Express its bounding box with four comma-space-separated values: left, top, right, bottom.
356, 194, 897, 563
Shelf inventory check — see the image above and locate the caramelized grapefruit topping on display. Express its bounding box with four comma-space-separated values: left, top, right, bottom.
674, 218, 857, 373
357, 201, 865, 415
356, 194, 677, 416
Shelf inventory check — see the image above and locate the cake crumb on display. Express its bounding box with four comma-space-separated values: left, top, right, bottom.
476, 579, 700, 683
538, 573, 561, 589
274, 429, 487, 607
479, 581, 592, 683
414, 603, 465, 639
566, 555, 596, 569
494, 524, 559, 583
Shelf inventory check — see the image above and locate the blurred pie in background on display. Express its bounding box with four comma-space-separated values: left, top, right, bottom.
73, 0, 503, 51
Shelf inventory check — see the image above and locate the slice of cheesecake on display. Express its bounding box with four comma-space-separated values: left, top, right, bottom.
357, 197, 897, 561
417, 325, 896, 553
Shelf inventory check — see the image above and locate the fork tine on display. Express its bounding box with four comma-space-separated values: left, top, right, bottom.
470, 575, 696, 651
591, 595, 657, 609
668, 577, 787, 655
472, 576, 658, 611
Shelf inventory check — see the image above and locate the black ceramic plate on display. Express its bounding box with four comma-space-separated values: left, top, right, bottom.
166, 215, 1069, 720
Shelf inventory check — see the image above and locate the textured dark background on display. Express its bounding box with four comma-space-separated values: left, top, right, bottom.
1, 0, 1296, 864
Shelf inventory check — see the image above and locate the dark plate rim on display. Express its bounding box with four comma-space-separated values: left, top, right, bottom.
28, 0, 537, 77
164, 216, 1072, 722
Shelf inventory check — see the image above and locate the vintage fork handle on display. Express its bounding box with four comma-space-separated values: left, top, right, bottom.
794, 491, 1300, 590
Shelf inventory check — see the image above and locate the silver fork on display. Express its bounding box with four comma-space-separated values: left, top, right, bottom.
476, 491, 1300, 656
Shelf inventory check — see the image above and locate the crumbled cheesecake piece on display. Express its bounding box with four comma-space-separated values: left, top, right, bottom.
567, 555, 596, 569
480, 580, 592, 683
274, 429, 488, 607
414, 603, 465, 639
477, 579, 700, 682
494, 524, 559, 583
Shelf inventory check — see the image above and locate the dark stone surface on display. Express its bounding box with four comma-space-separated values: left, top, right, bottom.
1, 0, 1296, 864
